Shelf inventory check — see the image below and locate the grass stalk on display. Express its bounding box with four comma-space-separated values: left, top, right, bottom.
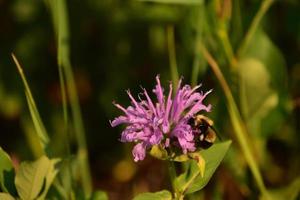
191, 6, 205, 86
237, 0, 274, 57
201, 46, 270, 199
47, 0, 92, 197
167, 25, 179, 86
217, 25, 237, 70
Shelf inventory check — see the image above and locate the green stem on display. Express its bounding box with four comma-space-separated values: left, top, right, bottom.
201, 46, 270, 199
47, 0, 92, 197
167, 25, 179, 86
57, 57, 73, 162
217, 25, 237, 70
58, 60, 68, 136
168, 162, 183, 200
237, 0, 274, 57
191, 6, 205, 86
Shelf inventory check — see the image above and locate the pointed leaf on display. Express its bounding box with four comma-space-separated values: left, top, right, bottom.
175, 141, 231, 194
133, 190, 172, 200
25, 91, 49, 149
12, 55, 49, 151
187, 141, 231, 193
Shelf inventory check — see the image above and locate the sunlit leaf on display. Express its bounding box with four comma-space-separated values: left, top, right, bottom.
0, 147, 16, 195
37, 158, 60, 199
0, 193, 15, 200
175, 141, 231, 194
15, 156, 59, 200
133, 190, 172, 200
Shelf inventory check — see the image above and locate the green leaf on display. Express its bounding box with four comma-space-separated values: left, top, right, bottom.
12, 55, 49, 151
90, 190, 109, 200
37, 158, 60, 200
0, 193, 15, 200
140, 0, 203, 5
238, 58, 277, 121
242, 30, 287, 92
175, 141, 231, 194
0, 147, 16, 195
238, 29, 289, 137
25, 91, 49, 150
133, 190, 172, 200
15, 156, 60, 200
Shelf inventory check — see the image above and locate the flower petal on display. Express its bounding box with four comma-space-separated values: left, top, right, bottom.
110, 116, 128, 127
132, 143, 147, 162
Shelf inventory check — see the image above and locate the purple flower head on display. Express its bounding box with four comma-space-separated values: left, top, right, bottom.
110, 75, 212, 161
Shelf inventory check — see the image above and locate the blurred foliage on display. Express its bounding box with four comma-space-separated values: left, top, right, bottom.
0, 0, 300, 199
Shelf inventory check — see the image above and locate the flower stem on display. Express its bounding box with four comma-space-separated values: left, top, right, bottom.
201, 46, 271, 199
237, 0, 274, 57
168, 161, 184, 200
167, 25, 179, 86
168, 161, 177, 197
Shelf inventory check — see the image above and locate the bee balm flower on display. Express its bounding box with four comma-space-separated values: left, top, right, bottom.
110, 76, 212, 162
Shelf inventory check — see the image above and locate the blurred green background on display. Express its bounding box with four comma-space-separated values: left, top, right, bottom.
0, 0, 300, 199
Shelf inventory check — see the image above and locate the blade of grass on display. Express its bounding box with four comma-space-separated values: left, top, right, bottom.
201, 46, 271, 199
217, 24, 237, 70
191, 5, 206, 86
237, 0, 274, 57
167, 25, 179, 86
46, 0, 92, 197
12, 54, 49, 153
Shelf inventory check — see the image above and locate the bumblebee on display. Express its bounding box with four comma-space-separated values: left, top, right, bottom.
188, 114, 218, 149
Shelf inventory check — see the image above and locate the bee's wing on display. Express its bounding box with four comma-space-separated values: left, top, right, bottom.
210, 126, 222, 141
